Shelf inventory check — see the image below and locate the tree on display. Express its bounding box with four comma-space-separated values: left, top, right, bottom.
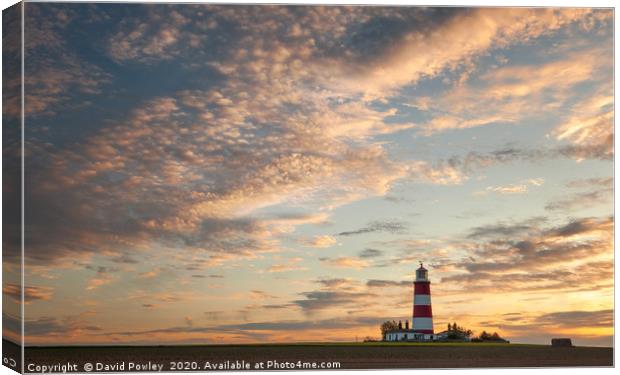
380, 320, 399, 341
445, 322, 473, 340
477, 331, 506, 342
480, 331, 490, 340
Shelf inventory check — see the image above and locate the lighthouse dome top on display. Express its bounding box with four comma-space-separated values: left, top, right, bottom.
416, 262, 429, 281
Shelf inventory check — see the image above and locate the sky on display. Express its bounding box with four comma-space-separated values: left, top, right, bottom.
1, 3, 614, 347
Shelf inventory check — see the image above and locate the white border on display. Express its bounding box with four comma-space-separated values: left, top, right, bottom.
0, 1, 616, 375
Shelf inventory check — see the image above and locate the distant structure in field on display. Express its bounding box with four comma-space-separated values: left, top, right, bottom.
385, 263, 436, 341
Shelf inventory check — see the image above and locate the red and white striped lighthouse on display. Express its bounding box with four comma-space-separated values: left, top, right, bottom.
412, 262, 434, 335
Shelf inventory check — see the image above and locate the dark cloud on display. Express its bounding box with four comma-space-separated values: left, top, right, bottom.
337, 220, 407, 236
359, 248, 384, 258
80, 264, 120, 275
535, 309, 613, 328
3, 283, 53, 303
106, 315, 395, 339
334, 8, 459, 62
218, 315, 387, 331
467, 217, 546, 239
261, 304, 295, 310
366, 279, 410, 288
109, 254, 140, 264
491, 309, 613, 346
383, 195, 411, 203
3, 313, 21, 338
545, 188, 612, 211
544, 216, 612, 238
292, 291, 377, 313
102, 324, 271, 343
566, 177, 613, 188
24, 316, 102, 337
441, 270, 574, 285
558, 134, 613, 161
19, 4, 111, 118
444, 147, 548, 174
441, 216, 613, 294
441, 141, 612, 181
315, 278, 353, 289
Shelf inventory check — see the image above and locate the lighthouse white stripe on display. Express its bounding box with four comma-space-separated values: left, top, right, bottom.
412, 318, 434, 330
414, 294, 431, 305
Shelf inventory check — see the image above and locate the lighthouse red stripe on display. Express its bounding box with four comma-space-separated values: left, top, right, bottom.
412, 329, 434, 334
413, 305, 433, 317
414, 282, 431, 294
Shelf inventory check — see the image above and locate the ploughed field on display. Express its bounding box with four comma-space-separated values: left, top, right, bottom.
19, 342, 613, 371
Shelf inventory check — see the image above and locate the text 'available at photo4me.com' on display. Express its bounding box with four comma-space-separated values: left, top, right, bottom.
25, 360, 342, 373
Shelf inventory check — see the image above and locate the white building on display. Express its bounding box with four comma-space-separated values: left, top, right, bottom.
385, 329, 436, 342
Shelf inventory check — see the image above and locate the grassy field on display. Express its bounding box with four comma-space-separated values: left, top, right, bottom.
15, 341, 613, 371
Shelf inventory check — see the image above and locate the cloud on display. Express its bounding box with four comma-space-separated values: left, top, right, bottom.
489, 308, 613, 346
417, 48, 606, 136
138, 269, 161, 279
566, 177, 613, 189
22, 86, 409, 269
22, 313, 102, 338
107, 6, 210, 63
293, 290, 377, 313
337, 220, 407, 236
261, 304, 296, 310
442, 216, 613, 294
484, 184, 528, 195
86, 275, 115, 291
535, 309, 613, 328
467, 217, 547, 239
21, 6, 611, 274
84, 315, 393, 344
476, 178, 545, 196
266, 257, 308, 273
250, 290, 276, 301
366, 280, 410, 288
315, 278, 356, 290
545, 188, 612, 211
3, 284, 54, 304
300, 235, 338, 248
553, 91, 613, 161
319, 257, 370, 269
16, 4, 111, 117
408, 161, 466, 185
358, 248, 384, 258
323, 8, 609, 97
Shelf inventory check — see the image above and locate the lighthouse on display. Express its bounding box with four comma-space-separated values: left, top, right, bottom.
412, 262, 434, 339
